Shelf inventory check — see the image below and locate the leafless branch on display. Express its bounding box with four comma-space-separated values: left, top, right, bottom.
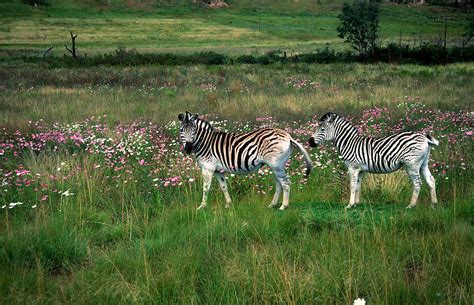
42, 46, 53, 59
65, 31, 78, 59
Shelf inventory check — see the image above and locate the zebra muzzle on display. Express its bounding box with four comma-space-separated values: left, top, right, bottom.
184, 142, 193, 154
308, 137, 318, 148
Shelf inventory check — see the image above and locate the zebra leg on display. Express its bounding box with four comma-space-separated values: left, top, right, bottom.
346, 167, 360, 209
268, 179, 282, 208
197, 169, 214, 210
355, 173, 363, 205
421, 160, 438, 208
406, 165, 422, 209
215, 173, 232, 208
272, 167, 290, 211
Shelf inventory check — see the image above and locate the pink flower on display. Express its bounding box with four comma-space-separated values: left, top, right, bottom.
138, 159, 145, 166
15, 169, 31, 177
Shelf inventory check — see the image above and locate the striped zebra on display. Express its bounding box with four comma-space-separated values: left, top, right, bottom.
178, 112, 313, 210
308, 112, 439, 209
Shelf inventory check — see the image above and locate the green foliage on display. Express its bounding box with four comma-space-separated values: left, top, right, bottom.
4, 44, 474, 68
337, 1, 380, 58
462, 19, 474, 47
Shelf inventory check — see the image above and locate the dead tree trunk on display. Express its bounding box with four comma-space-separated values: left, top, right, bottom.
65, 31, 78, 59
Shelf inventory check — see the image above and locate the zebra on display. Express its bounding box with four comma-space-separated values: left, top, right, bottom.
308, 112, 439, 209
178, 111, 313, 211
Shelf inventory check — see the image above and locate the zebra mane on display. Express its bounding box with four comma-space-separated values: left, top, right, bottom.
320, 112, 359, 135
196, 118, 214, 131
319, 112, 338, 122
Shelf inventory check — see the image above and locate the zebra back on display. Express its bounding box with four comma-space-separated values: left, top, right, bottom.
325, 114, 434, 173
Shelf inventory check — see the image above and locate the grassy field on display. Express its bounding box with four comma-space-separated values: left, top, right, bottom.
1, 1, 473, 304
1, 63, 473, 127
1, 62, 473, 304
0, 0, 471, 55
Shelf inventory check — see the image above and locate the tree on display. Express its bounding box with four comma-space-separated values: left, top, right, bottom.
337, 1, 380, 58
65, 31, 78, 59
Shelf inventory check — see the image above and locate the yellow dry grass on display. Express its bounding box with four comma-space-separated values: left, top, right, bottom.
0, 17, 270, 48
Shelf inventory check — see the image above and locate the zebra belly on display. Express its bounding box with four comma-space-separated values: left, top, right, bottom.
366, 161, 403, 173
215, 160, 263, 174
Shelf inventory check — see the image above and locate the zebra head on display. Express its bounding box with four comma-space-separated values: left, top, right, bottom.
178, 111, 199, 154
308, 112, 338, 147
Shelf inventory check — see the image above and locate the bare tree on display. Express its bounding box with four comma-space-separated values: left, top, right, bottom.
65, 31, 78, 59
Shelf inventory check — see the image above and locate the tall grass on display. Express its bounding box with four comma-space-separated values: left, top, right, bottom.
1, 63, 473, 128
0, 63, 472, 303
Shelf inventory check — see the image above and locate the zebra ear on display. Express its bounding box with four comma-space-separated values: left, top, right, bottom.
328, 113, 337, 123
190, 114, 199, 121
178, 113, 185, 121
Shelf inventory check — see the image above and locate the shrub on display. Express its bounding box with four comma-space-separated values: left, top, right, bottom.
235, 54, 258, 64
8, 44, 474, 68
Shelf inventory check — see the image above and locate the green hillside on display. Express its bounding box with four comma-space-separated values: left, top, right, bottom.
0, 0, 471, 55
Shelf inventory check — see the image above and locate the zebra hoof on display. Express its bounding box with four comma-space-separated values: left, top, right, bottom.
345, 204, 355, 209
278, 205, 288, 211
196, 205, 206, 210
267, 203, 278, 209
406, 204, 416, 209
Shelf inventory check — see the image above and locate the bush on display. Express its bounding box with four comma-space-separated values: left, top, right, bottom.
7, 43, 474, 68
236, 54, 258, 64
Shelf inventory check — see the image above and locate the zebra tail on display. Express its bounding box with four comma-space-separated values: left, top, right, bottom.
290, 138, 313, 178
426, 133, 439, 146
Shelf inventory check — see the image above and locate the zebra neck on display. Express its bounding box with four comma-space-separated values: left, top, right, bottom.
193, 119, 216, 157
333, 122, 360, 159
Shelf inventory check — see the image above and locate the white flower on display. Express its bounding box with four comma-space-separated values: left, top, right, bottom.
32, 205, 37, 209
353, 298, 366, 305
1, 205, 6, 209
8, 202, 23, 208
61, 189, 74, 197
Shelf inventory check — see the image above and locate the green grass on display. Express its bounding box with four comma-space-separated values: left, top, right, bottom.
0, 1, 471, 55
0, 61, 473, 303
0, 2, 473, 302
1, 194, 472, 303
1, 63, 473, 128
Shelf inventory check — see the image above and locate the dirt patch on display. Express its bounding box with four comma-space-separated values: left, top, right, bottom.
208, 1, 229, 9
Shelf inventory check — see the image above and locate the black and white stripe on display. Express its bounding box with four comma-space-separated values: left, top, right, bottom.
308, 112, 439, 209
179, 111, 313, 210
